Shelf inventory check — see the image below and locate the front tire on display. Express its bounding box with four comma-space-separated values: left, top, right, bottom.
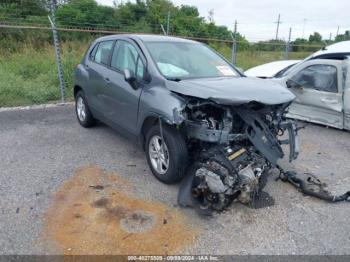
75, 90, 95, 128
145, 124, 188, 184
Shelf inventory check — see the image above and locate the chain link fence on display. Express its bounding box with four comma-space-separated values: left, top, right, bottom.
0, 2, 325, 106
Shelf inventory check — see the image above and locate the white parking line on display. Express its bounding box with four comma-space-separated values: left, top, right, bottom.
0, 102, 74, 112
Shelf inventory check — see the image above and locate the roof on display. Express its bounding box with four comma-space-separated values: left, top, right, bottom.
94, 34, 198, 44
308, 40, 350, 59
245, 60, 301, 78
132, 34, 197, 43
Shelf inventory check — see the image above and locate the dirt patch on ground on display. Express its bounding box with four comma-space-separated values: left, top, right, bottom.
42, 166, 198, 255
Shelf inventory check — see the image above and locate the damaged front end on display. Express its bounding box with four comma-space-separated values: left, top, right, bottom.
176, 98, 299, 215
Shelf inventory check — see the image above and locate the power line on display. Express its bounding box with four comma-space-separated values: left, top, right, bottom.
0, 23, 326, 48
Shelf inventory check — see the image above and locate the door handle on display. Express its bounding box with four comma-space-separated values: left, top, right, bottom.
104, 77, 111, 83
321, 98, 338, 104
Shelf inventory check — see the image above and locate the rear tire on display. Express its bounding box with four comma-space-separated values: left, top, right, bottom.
145, 124, 188, 184
75, 90, 95, 128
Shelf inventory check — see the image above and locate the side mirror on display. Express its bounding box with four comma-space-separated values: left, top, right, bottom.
286, 79, 302, 89
124, 69, 136, 83
123, 69, 138, 89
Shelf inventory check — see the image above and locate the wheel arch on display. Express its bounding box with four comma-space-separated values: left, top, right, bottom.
139, 114, 182, 150
140, 115, 159, 150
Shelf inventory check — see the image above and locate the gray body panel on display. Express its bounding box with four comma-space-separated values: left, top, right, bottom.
166, 77, 295, 105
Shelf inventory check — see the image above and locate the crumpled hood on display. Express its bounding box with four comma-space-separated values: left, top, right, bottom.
166, 76, 295, 105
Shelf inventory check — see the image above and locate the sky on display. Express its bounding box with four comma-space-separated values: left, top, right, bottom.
96, 0, 349, 42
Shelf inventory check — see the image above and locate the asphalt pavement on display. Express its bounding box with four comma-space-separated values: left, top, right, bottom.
0, 104, 350, 255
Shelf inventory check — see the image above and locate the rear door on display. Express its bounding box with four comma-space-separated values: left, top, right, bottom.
84, 40, 114, 114
285, 59, 344, 129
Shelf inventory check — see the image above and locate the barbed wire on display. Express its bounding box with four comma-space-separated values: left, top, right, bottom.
0, 16, 333, 45
0, 21, 326, 49
0, 4, 347, 29
0, 2, 339, 46
0, 3, 347, 43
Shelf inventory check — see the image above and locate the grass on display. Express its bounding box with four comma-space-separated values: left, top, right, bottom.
210, 43, 312, 70
0, 41, 90, 107
0, 40, 313, 107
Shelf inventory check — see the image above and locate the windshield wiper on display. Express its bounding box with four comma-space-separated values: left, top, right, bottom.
166, 77, 182, 82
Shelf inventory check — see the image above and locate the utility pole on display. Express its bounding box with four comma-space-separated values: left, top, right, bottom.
275, 14, 281, 40
48, 0, 65, 103
231, 20, 237, 65
302, 18, 307, 39
336, 26, 340, 37
329, 32, 332, 42
208, 9, 214, 23
285, 27, 292, 59
166, 10, 170, 35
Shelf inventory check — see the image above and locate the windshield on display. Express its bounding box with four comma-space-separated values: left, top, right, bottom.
145, 41, 240, 80
274, 63, 299, 78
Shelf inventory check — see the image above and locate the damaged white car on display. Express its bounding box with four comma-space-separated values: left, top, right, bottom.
245, 41, 350, 130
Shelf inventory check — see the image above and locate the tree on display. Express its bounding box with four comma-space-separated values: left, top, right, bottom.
0, 0, 47, 17
309, 32, 322, 43
1, 0, 250, 48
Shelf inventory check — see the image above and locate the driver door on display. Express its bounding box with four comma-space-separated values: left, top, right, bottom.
102, 40, 146, 135
286, 59, 344, 129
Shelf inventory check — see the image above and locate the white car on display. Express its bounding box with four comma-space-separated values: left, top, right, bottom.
245, 60, 301, 78
245, 41, 350, 130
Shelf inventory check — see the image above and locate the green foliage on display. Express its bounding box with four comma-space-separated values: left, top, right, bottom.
1, 0, 242, 42
56, 0, 115, 28
251, 39, 286, 52
0, 0, 48, 17
335, 30, 350, 42
0, 41, 89, 106
309, 32, 322, 43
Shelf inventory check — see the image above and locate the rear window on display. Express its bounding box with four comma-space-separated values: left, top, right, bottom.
92, 40, 114, 66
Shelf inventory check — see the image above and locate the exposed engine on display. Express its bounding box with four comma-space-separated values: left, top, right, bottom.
177, 99, 299, 214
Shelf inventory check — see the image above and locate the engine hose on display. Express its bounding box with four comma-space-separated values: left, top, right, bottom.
279, 170, 350, 203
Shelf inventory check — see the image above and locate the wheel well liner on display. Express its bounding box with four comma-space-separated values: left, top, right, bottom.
74, 85, 82, 98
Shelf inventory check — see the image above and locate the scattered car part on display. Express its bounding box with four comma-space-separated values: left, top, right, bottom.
277, 169, 350, 203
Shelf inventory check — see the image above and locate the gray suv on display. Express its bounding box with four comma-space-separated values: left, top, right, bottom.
74, 34, 299, 213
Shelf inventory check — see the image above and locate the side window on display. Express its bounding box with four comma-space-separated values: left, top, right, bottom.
136, 56, 145, 79
94, 40, 114, 66
89, 43, 99, 61
291, 64, 338, 93
111, 41, 145, 80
